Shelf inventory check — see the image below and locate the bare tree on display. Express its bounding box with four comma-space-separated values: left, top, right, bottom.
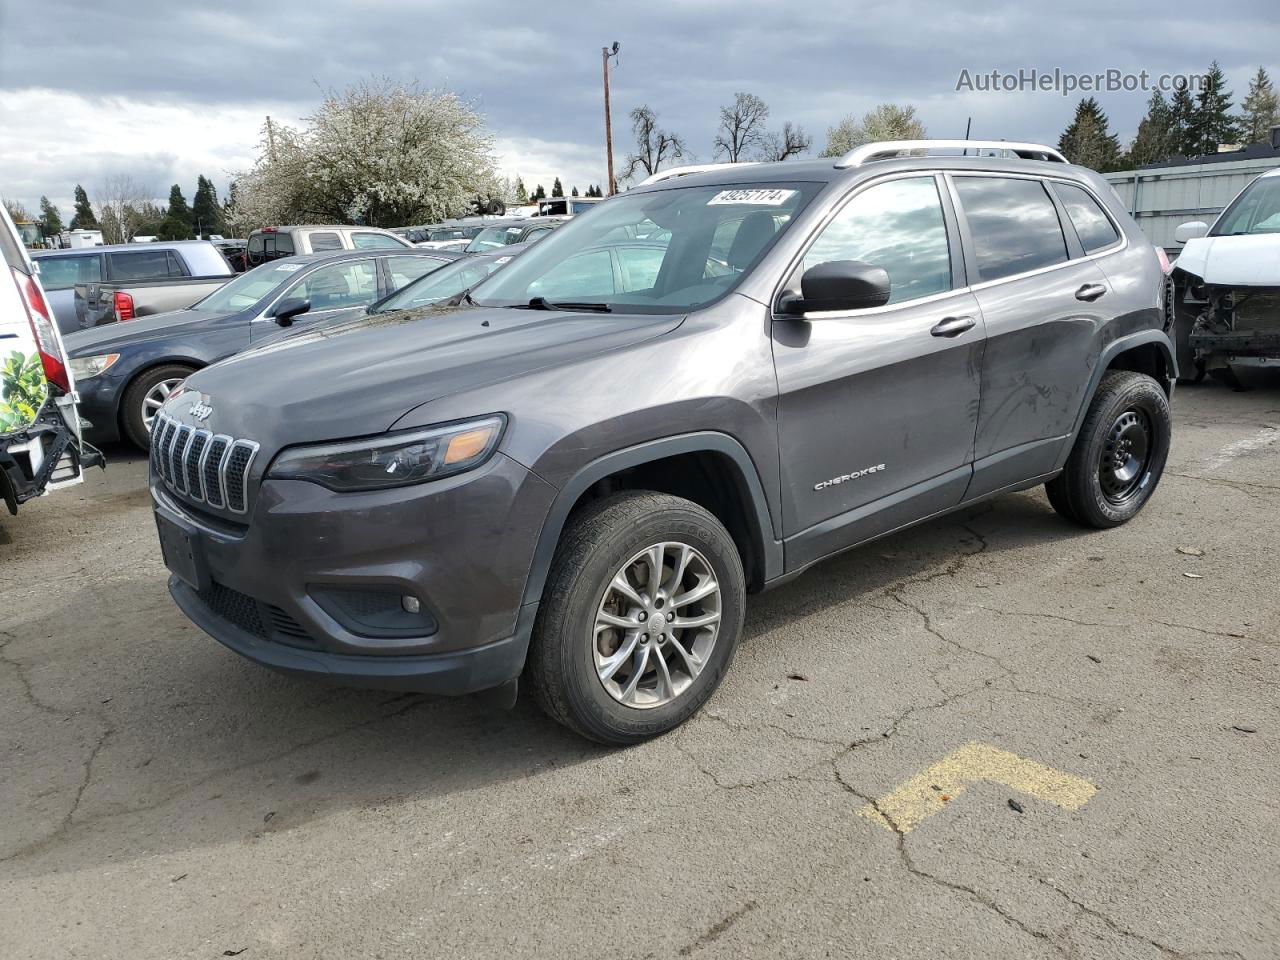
2, 197, 32, 223
713, 92, 770, 162
622, 105, 688, 181
97, 174, 155, 243
761, 121, 812, 161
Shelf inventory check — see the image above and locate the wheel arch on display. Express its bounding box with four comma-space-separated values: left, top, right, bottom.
115, 356, 205, 431
520, 432, 783, 609
1055, 330, 1175, 472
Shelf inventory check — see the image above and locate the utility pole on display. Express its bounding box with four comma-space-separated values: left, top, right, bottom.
602, 42, 620, 195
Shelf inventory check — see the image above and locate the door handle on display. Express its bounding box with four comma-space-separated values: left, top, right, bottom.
1076, 283, 1107, 302
930, 315, 976, 338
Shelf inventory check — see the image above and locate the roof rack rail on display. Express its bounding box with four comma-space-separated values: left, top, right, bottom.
834, 140, 1067, 169
637, 162, 760, 187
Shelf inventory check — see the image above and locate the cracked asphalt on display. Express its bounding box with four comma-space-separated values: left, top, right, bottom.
2, 379, 1278, 960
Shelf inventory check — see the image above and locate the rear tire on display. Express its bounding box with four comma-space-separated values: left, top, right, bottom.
527, 491, 745, 745
1045, 370, 1170, 529
121, 364, 196, 451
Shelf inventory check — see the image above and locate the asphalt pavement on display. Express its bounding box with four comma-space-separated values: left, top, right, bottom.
2, 379, 1277, 959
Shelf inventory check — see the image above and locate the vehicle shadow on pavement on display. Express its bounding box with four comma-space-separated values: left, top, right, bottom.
3, 482, 1093, 879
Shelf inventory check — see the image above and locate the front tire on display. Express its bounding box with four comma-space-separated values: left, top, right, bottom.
121, 364, 196, 451
527, 491, 745, 745
1045, 370, 1171, 528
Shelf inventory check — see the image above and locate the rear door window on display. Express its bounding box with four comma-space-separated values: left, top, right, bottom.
352, 232, 406, 249
107, 249, 186, 281
953, 176, 1068, 282
1052, 182, 1121, 253
307, 231, 342, 252
34, 255, 101, 290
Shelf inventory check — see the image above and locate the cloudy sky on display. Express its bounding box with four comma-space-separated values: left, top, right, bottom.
1, 0, 1275, 218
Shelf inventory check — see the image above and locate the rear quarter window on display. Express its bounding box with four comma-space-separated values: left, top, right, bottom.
1052, 182, 1120, 253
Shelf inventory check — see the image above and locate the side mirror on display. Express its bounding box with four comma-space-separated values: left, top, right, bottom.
778, 260, 892, 316
1173, 221, 1208, 244
269, 297, 311, 327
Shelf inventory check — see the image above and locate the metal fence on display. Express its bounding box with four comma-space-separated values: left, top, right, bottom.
1103, 155, 1280, 252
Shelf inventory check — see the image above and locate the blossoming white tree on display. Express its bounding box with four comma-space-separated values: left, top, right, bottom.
230, 79, 504, 229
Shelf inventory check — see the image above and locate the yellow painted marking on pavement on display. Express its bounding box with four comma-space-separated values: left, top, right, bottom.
858, 741, 1097, 833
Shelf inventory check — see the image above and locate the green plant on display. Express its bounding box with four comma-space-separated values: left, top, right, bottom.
0, 350, 47, 433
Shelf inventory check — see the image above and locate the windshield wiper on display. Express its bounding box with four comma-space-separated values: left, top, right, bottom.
525, 296, 612, 313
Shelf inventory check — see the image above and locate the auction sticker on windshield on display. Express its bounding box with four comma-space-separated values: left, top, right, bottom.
274, 263, 303, 273
708, 188, 798, 206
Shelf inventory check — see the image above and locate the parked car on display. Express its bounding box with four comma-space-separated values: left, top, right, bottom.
394, 221, 489, 247
148, 140, 1173, 744
535, 196, 604, 217
363, 243, 530, 312
463, 217, 569, 253
32, 241, 234, 334
66, 248, 459, 449
1, 205, 98, 517
244, 225, 412, 270
1170, 167, 1280, 386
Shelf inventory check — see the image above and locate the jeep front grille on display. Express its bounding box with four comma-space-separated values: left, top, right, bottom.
150, 413, 259, 514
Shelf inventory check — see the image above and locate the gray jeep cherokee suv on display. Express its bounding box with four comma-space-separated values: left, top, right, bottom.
149, 140, 1174, 744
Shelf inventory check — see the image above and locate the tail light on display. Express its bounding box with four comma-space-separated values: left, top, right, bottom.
1154, 246, 1172, 275
114, 290, 135, 321
10, 265, 70, 393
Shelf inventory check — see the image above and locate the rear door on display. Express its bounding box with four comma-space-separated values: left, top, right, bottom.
949, 173, 1115, 498
771, 174, 984, 569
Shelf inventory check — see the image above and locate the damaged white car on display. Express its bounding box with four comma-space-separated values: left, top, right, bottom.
1171, 168, 1280, 386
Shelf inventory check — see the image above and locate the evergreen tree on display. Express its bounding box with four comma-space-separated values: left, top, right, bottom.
69, 184, 97, 230
191, 175, 223, 238
551, 177, 564, 197
158, 184, 194, 240
1129, 91, 1175, 167
1169, 85, 1198, 156
514, 177, 529, 203
1240, 66, 1280, 145
1057, 97, 1122, 171
571, 185, 579, 197
38, 196, 63, 236
1189, 61, 1240, 155
533, 184, 546, 200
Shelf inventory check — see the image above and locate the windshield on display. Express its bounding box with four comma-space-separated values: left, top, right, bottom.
1212, 176, 1280, 237
465, 223, 524, 253
471, 182, 818, 313
374, 252, 517, 312
193, 261, 297, 312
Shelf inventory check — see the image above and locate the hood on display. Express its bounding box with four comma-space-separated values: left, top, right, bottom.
1174, 234, 1280, 286
64, 308, 232, 357
174, 304, 684, 446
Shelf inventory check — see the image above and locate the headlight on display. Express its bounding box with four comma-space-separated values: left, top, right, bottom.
68, 354, 120, 380
266, 415, 506, 492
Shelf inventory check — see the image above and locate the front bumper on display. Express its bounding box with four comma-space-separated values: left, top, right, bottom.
75, 373, 124, 444
154, 450, 557, 694
170, 575, 538, 694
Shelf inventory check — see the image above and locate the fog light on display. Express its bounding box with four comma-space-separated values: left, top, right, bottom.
402, 595, 421, 614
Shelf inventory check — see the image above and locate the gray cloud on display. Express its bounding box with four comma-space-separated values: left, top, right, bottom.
2, 0, 1276, 209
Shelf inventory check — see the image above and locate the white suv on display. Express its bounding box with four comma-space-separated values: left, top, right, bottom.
1, 205, 95, 516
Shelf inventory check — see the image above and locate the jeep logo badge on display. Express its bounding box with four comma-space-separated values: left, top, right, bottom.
189, 400, 213, 422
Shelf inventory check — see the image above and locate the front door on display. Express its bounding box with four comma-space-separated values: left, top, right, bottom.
772, 174, 985, 569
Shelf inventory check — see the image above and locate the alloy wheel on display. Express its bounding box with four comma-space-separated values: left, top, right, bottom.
592, 541, 722, 709
142, 378, 184, 434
